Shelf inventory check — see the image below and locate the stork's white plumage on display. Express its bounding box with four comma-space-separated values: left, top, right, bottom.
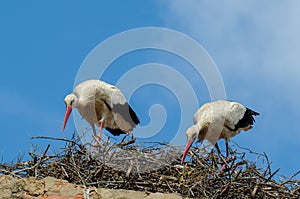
62, 80, 140, 139
181, 100, 259, 171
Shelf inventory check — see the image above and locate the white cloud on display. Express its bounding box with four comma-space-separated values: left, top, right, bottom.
160, 1, 300, 79
158, 0, 300, 120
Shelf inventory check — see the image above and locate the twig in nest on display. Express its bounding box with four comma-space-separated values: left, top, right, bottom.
31, 136, 81, 148
116, 138, 136, 148
35, 144, 50, 177
280, 170, 300, 186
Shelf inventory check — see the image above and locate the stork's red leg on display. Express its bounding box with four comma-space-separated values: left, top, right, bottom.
225, 141, 229, 161
98, 120, 104, 140
220, 141, 230, 172
90, 125, 100, 153
91, 121, 103, 148
215, 142, 226, 171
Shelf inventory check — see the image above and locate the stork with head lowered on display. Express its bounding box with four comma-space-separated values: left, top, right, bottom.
181, 100, 259, 171
62, 79, 140, 140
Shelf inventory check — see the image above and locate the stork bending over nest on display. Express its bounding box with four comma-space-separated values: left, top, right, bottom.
181, 100, 259, 172
62, 79, 140, 142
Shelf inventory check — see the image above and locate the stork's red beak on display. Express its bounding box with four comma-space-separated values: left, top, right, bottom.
181, 139, 194, 164
62, 106, 72, 132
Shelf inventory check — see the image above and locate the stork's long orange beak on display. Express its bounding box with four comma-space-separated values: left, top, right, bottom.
62, 106, 72, 132
181, 139, 194, 164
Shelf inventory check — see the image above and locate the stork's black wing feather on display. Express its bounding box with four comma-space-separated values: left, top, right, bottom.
112, 103, 140, 126
103, 99, 140, 125
128, 105, 140, 125
234, 108, 259, 131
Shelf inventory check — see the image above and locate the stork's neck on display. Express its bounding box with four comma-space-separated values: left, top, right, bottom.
75, 96, 96, 112
196, 121, 210, 142
193, 124, 200, 135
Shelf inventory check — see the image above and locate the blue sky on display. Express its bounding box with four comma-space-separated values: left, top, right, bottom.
1, 1, 299, 178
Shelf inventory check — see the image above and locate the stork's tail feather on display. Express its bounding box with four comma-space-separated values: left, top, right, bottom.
234, 107, 259, 131
247, 108, 260, 117
105, 128, 127, 136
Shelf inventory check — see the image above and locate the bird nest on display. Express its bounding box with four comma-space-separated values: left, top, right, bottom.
1, 134, 299, 198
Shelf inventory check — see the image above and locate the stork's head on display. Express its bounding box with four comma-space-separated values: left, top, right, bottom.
62, 94, 76, 132
181, 125, 199, 164
181, 123, 209, 164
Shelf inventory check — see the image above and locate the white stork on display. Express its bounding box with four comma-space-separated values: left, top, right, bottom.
181, 100, 259, 171
62, 80, 140, 139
